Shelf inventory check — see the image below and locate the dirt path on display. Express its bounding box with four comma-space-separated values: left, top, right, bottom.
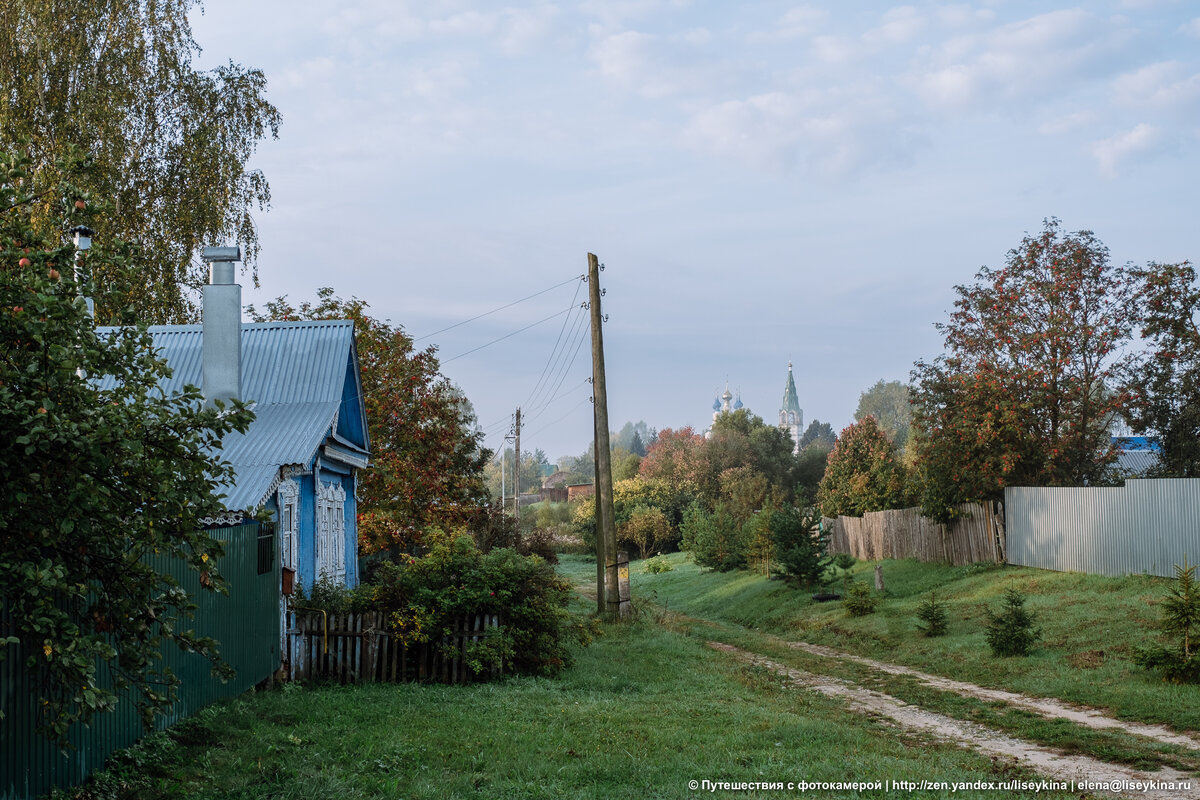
787, 641, 1200, 751
710, 642, 1198, 799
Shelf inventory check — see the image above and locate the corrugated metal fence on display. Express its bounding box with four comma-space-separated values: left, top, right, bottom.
1, 522, 279, 800
1005, 479, 1200, 577
287, 611, 501, 685
824, 502, 1005, 566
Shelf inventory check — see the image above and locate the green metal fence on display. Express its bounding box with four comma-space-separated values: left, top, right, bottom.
1, 522, 279, 800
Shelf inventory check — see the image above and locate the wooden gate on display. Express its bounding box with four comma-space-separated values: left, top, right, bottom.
286, 610, 501, 684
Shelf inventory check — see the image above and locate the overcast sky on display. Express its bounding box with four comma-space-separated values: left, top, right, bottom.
189, 0, 1200, 463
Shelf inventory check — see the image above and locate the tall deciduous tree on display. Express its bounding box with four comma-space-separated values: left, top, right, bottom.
798, 419, 837, 451
1125, 260, 1200, 476
0, 0, 281, 323
637, 426, 707, 490
816, 417, 910, 517
249, 290, 491, 555
911, 219, 1136, 520
0, 149, 254, 739
854, 379, 911, 451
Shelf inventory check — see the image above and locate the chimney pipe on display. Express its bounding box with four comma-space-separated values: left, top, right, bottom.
70, 226, 94, 319
201, 246, 242, 407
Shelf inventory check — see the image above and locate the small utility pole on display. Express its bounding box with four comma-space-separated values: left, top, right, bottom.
588, 253, 621, 618
514, 406, 522, 525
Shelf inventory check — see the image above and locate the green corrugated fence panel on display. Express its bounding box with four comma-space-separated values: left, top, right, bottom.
1, 523, 279, 800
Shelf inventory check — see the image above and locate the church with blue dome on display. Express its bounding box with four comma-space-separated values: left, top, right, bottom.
705, 364, 804, 454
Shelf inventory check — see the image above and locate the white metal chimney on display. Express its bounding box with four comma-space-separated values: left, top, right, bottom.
201, 246, 242, 407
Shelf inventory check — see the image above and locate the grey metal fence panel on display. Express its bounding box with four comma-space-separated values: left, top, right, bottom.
1005, 479, 1200, 577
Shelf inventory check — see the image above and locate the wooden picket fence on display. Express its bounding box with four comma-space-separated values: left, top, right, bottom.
286, 610, 501, 685
823, 501, 1005, 566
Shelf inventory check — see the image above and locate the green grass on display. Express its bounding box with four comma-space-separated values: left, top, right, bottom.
63, 600, 1079, 800
563, 552, 1200, 734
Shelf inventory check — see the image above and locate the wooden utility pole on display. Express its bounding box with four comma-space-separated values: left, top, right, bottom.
514, 406, 521, 524
588, 253, 622, 618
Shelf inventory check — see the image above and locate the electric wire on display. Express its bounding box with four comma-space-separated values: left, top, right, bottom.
413, 275, 583, 342
529, 392, 593, 438
524, 304, 589, 415
522, 277, 586, 410
525, 325, 591, 424
441, 305, 573, 364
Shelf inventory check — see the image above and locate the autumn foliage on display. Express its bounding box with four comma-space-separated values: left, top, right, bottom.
911, 219, 1136, 520
249, 290, 490, 555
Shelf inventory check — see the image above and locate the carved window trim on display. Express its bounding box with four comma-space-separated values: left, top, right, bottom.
316, 480, 347, 584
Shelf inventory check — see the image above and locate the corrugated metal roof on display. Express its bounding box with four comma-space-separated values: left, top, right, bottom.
96, 320, 359, 511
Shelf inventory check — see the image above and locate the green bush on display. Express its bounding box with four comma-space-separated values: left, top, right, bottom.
769, 505, 830, 586
357, 534, 591, 677
915, 591, 949, 637
984, 588, 1041, 656
843, 579, 878, 617
643, 555, 674, 574
1134, 559, 1200, 683
683, 503, 747, 572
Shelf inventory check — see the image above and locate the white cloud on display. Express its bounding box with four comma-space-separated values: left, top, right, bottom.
1090, 123, 1161, 176
498, 5, 562, 55
1184, 18, 1200, 38
1113, 61, 1200, 110
275, 57, 338, 92
578, 0, 691, 32
587, 27, 728, 99
863, 6, 926, 47
907, 9, 1126, 110
935, 5, 996, 28
428, 10, 496, 37
1037, 110, 1096, 135
747, 6, 828, 42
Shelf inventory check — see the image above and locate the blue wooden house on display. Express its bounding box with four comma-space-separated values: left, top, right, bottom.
98, 250, 370, 600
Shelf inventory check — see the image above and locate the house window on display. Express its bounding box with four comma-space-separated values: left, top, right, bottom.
316, 480, 347, 584
257, 521, 275, 575
277, 479, 299, 573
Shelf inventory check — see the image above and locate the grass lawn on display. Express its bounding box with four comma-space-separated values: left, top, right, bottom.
562, 552, 1200, 734
63, 591, 1077, 800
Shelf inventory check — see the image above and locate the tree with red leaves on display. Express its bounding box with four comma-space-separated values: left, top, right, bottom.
911, 219, 1137, 520
637, 426, 708, 491
249, 289, 491, 555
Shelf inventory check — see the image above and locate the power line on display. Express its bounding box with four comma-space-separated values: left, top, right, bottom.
522, 277, 586, 410
524, 303, 588, 413
526, 326, 590, 423
441, 306, 573, 364
413, 274, 584, 342
529, 392, 593, 438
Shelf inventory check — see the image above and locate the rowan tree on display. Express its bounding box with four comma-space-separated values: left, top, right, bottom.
0, 149, 254, 740
248, 290, 491, 556
1124, 260, 1200, 475
0, 0, 280, 323
911, 219, 1136, 520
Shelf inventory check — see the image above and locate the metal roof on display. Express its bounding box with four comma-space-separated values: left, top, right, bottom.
96, 320, 363, 510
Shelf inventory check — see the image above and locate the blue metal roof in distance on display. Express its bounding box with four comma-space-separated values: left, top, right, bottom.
96, 319, 362, 511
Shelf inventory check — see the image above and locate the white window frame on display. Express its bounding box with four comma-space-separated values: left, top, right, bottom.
277, 479, 300, 573
316, 480, 347, 584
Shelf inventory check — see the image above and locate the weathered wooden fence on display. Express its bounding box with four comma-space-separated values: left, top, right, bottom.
286, 611, 500, 685
824, 502, 1005, 566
